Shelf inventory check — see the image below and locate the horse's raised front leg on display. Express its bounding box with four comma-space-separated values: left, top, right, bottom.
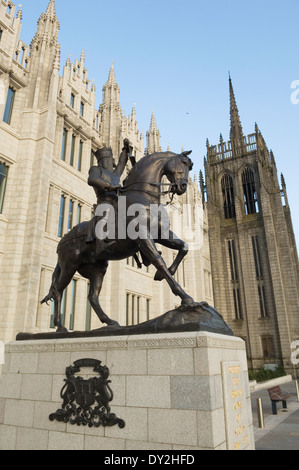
138, 236, 194, 306
154, 230, 188, 281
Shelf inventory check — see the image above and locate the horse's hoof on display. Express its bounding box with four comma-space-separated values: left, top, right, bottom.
154, 270, 164, 281
181, 297, 196, 308
56, 327, 68, 333
107, 320, 120, 328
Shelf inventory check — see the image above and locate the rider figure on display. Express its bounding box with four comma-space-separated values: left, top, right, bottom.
86, 138, 131, 244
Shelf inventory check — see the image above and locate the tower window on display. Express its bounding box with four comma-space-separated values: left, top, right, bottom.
227, 239, 243, 320
3, 87, 15, 125
242, 168, 259, 215
228, 239, 238, 282
252, 236, 263, 280
221, 174, 236, 219
252, 235, 268, 318
258, 285, 268, 318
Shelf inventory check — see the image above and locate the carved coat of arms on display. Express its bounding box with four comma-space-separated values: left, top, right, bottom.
49, 358, 125, 429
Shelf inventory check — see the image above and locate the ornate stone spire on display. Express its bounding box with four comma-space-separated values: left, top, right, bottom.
102, 63, 120, 105
229, 75, 244, 144
27, 0, 60, 108
145, 112, 162, 155
106, 62, 117, 85
46, 0, 56, 17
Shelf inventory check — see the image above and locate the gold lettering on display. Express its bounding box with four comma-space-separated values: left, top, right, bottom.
234, 425, 245, 437
233, 401, 242, 411
228, 366, 241, 374
231, 388, 242, 399
233, 377, 239, 385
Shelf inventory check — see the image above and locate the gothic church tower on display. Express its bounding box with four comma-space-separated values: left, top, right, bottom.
204, 78, 299, 373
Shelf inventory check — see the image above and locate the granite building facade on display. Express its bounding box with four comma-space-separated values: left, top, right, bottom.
0, 0, 212, 343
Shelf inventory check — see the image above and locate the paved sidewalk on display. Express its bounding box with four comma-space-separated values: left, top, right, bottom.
251, 380, 299, 450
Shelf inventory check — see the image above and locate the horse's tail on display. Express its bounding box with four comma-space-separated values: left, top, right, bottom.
40, 263, 61, 305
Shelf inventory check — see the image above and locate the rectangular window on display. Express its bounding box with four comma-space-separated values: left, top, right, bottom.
261, 336, 275, 359
258, 285, 268, 318
252, 235, 268, 317
78, 141, 83, 171
60, 128, 68, 161
228, 239, 238, 282
3, 87, 15, 125
0, 163, 8, 214
233, 287, 243, 320
60, 290, 66, 328
90, 150, 95, 168
69, 280, 77, 331
131, 294, 135, 325
146, 298, 150, 321
58, 195, 66, 238
126, 293, 130, 326
67, 200, 74, 231
80, 101, 84, 117
252, 235, 263, 280
70, 93, 75, 108
50, 301, 55, 329
137, 296, 140, 324
76, 204, 82, 225
0, 30, 3, 43
227, 239, 243, 320
85, 283, 91, 331
70, 134, 76, 166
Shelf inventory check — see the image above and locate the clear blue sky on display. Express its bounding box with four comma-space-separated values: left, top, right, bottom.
20, 0, 299, 247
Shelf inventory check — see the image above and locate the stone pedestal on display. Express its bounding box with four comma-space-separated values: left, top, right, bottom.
0, 332, 254, 450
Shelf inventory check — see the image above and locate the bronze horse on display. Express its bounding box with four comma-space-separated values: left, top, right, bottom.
42, 151, 195, 332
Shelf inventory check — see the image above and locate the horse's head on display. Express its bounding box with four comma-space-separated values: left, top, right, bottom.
164, 151, 193, 196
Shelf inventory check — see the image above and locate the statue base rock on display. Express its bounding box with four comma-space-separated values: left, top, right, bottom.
16, 302, 233, 341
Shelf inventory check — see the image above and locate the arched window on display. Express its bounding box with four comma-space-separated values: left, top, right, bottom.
242, 168, 259, 215
221, 174, 236, 219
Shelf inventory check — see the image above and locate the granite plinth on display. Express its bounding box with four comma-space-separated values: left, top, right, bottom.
0, 330, 254, 450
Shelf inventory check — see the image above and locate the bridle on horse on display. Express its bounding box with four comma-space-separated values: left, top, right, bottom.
119, 181, 176, 205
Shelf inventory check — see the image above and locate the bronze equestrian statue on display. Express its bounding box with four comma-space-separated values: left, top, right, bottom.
42, 146, 194, 333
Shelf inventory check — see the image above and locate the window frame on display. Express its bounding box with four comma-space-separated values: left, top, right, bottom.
3, 86, 15, 125
0, 162, 9, 214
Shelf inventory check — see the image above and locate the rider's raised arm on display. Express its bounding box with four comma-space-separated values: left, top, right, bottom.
114, 139, 130, 176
